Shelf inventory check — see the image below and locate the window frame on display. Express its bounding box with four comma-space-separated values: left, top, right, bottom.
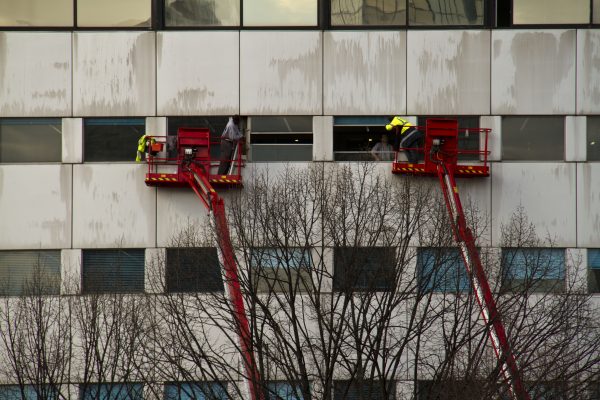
249, 116, 313, 162
163, 381, 229, 400
249, 247, 312, 293
333, 246, 396, 292
417, 247, 471, 293
501, 248, 566, 293
78, 383, 144, 400
0, 250, 61, 296
333, 380, 395, 400
81, 249, 146, 294
83, 117, 146, 163
0, 118, 62, 164
501, 115, 565, 162
165, 247, 224, 293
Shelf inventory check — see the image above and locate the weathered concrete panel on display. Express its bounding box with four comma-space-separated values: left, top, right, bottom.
323, 31, 406, 115
0, 32, 71, 117
577, 163, 600, 247
565, 116, 586, 161
240, 31, 322, 115
72, 164, 156, 248
62, 118, 83, 164
156, 188, 210, 247
407, 30, 490, 115
491, 163, 576, 247
492, 30, 576, 115
313, 116, 333, 161
577, 29, 600, 114
61, 249, 82, 294
0, 165, 72, 249
73, 32, 156, 116
157, 31, 239, 115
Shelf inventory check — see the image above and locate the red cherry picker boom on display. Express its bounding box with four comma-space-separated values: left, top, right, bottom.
393, 118, 530, 400
142, 128, 263, 400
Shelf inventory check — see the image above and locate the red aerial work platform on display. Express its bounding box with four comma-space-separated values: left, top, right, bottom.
394, 119, 529, 400
143, 128, 263, 400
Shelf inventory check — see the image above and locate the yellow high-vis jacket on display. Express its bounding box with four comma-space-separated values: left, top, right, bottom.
386, 117, 413, 135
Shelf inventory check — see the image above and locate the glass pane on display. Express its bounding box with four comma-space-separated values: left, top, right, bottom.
408, 0, 483, 25
595, 0, 600, 24
0, 0, 73, 26
331, 0, 406, 26
77, 0, 151, 27
80, 384, 143, 400
252, 116, 312, 133
164, 383, 229, 400
266, 382, 304, 400
168, 116, 230, 159
334, 123, 390, 161
164, 0, 240, 26
0, 251, 61, 296
243, 0, 317, 26
502, 248, 565, 292
82, 249, 145, 294
513, 0, 589, 24
0, 119, 61, 163
166, 248, 223, 293
587, 117, 600, 161
502, 117, 564, 161
418, 248, 470, 292
84, 118, 145, 162
333, 247, 395, 291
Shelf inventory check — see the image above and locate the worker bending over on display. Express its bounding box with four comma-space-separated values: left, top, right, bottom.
386, 116, 424, 164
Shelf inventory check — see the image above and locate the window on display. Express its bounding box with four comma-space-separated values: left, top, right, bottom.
0, 251, 60, 296
595, 0, 600, 24
82, 249, 145, 294
417, 380, 488, 399
333, 247, 396, 291
79, 383, 143, 400
0, 119, 61, 163
501, 248, 565, 292
77, 0, 151, 27
0, 385, 58, 400
588, 249, 600, 294
250, 117, 312, 162
587, 117, 600, 161
166, 248, 223, 293
333, 116, 391, 161
168, 116, 232, 160
0, 0, 73, 26
164, 382, 228, 400
502, 117, 564, 161
243, 0, 318, 26
84, 118, 145, 162
417, 116, 480, 161
333, 380, 395, 400
250, 248, 312, 292
408, 0, 484, 25
417, 248, 470, 293
265, 382, 304, 400
513, 0, 589, 24
331, 0, 406, 26
164, 0, 240, 26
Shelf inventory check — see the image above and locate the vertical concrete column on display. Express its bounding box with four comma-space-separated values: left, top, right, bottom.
62, 118, 83, 164
145, 248, 166, 294
61, 249, 82, 295
313, 116, 334, 161
565, 116, 586, 162
480, 116, 501, 161
146, 116, 167, 136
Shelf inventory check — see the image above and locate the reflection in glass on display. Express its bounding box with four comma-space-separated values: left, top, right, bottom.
513, 0, 589, 24
0, 119, 61, 163
250, 116, 313, 161
408, 0, 483, 25
164, 0, 240, 26
502, 116, 564, 161
77, 0, 151, 27
331, 0, 406, 26
0, 0, 73, 26
594, 0, 600, 23
243, 0, 317, 26
587, 117, 600, 161
84, 118, 145, 162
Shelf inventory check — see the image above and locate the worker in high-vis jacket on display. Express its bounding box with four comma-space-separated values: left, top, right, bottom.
136, 134, 148, 162
386, 116, 424, 164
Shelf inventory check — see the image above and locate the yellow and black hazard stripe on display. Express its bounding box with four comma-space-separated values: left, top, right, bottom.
395, 167, 426, 173
146, 176, 178, 182
210, 178, 240, 184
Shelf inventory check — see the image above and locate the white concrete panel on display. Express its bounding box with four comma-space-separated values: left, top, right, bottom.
156, 188, 210, 247
61, 249, 82, 294
157, 31, 239, 115
0, 32, 71, 117
73, 32, 156, 116
577, 163, 600, 247
62, 118, 83, 164
313, 116, 333, 161
492, 30, 576, 115
577, 30, 600, 114
146, 116, 166, 135
240, 31, 322, 115
323, 31, 406, 115
72, 164, 156, 248
491, 163, 576, 247
407, 30, 490, 115
0, 165, 72, 249
480, 116, 501, 161
565, 116, 586, 161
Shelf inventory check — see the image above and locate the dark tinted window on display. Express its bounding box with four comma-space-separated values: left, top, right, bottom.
333, 116, 390, 161
164, 0, 240, 26
409, 0, 484, 25
501, 248, 565, 293
79, 383, 143, 400
502, 116, 564, 161
164, 382, 229, 400
251, 117, 312, 162
417, 248, 470, 293
588, 249, 600, 294
166, 248, 223, 293
333, 380, 395, 400
587, 117, 600, 161
84, 118, 145, 162
333, 247, 395, 291
331, 0, 406, 26
0, 251, 60, 296
82, 249, 145, 294
0, 119, 61, 163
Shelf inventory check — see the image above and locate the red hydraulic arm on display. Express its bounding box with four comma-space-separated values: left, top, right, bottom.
425, 119, 530, 400
183, 162, 264, 400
